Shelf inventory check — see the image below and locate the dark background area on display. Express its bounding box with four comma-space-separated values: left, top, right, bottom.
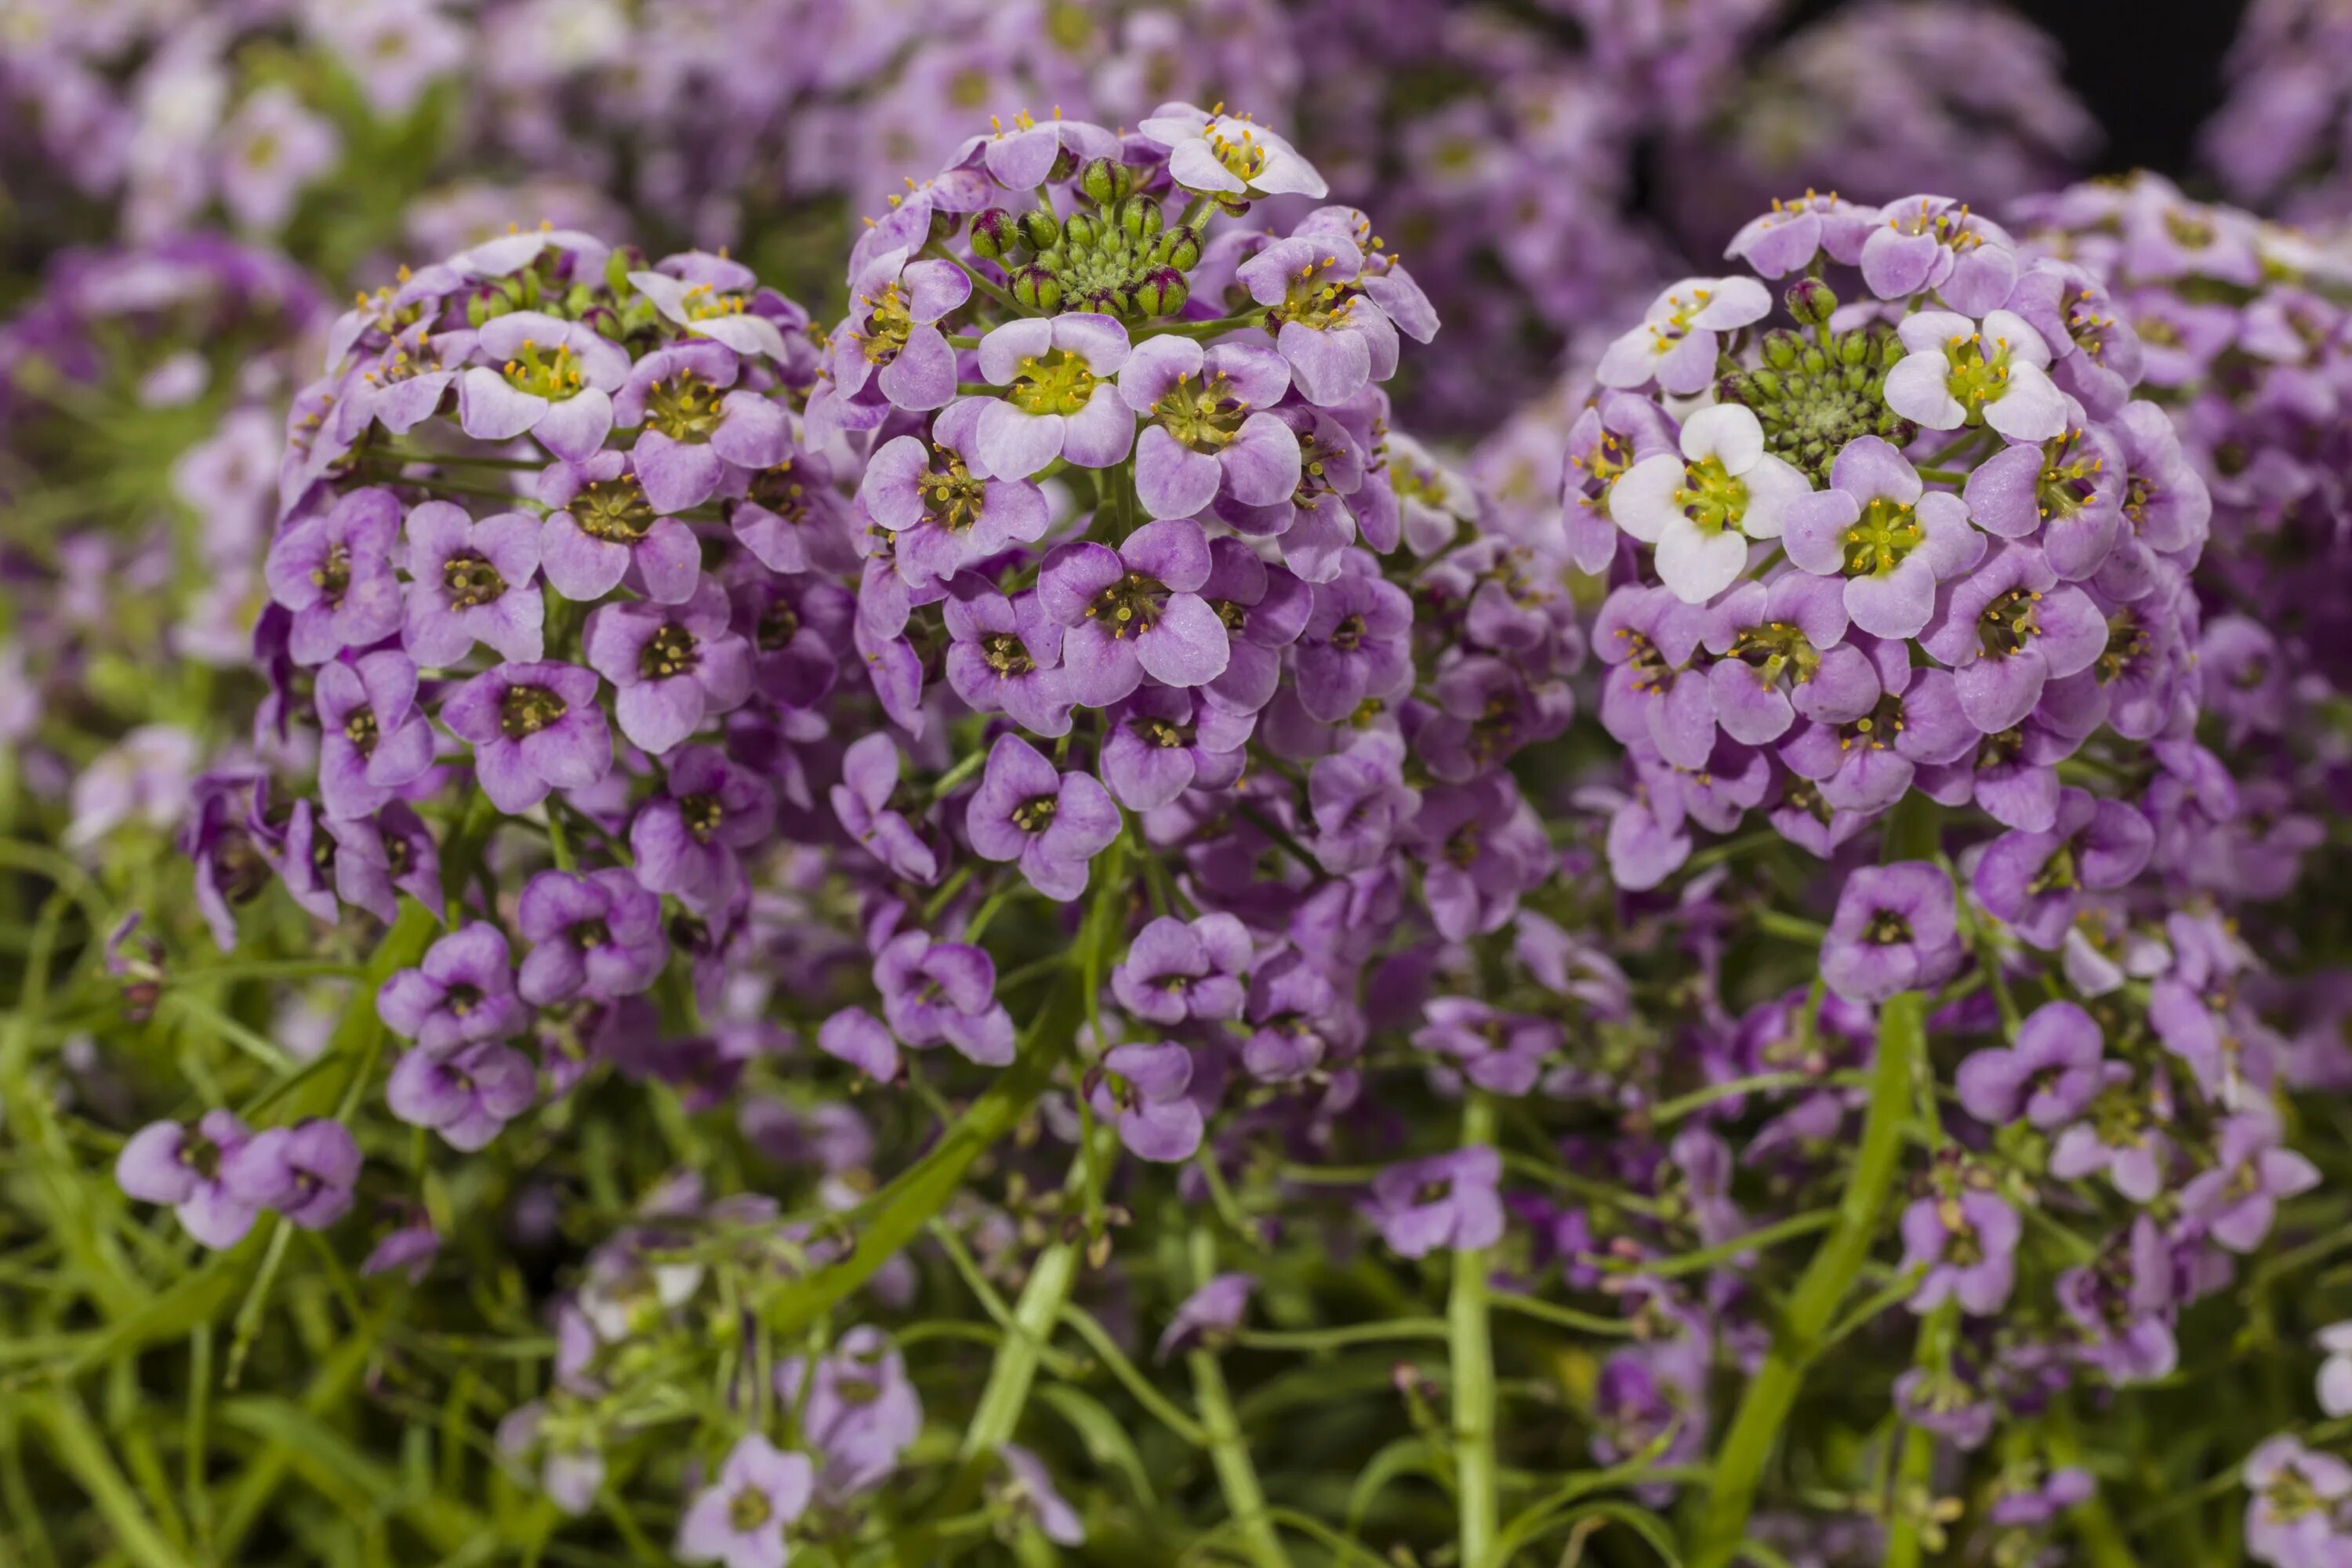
1786, 0, 2254, 182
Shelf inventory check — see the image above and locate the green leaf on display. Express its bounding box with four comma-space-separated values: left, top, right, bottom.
1035, 1384, 1159, 1508
19, 1388, 195, 1568
1345, 1435, 1443, 1534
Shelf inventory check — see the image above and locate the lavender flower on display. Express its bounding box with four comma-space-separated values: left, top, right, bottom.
964, 735, 1120, 902
1820, 862, 1962, 1003
676, 1434, 811, 1568
1364, 1148, 1505, 1258
115, 1112, 260, 1248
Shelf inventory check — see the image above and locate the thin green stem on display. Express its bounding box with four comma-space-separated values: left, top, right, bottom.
1686, 991, 1926, 1567
1451, 1093, 1500, 1568
1185, 1229, 1293, 1568
958, 1237, 1079, 1460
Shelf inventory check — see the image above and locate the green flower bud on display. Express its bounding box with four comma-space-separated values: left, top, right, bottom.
969, 208, 1017, 261
1762, 330, 1802, 371
1062, 212, 1100, 250
1156, 225, 1201, 271
1080, 156, 1127, 206
1784, 277, 1838, 326
1134, 267, 1188, 319
1120, 198, 1163, 241
1011, 266, 1063, 314
1018, 209, 1063, 252
1047, 146, 1083, 185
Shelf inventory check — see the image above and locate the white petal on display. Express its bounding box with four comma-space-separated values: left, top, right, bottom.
1736, 454, 1811, 539
1681, 403, 1765, 470
1884, 349, 1966, 430
1689, 275, 1771, 329
1981, 309, 2052, 369
1608, 454, 1686, 543
1896, 309, 1976, 354
1656, 520, 1749, 605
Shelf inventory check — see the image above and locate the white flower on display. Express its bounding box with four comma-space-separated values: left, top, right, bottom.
1595, 277, 1773, 397
1608, 404, 1809, 604
1137, 102, 1327, 199
1883, 308, 2067, 441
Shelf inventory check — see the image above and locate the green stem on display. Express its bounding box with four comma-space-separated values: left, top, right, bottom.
1451, 1092, 1500, 1568
1186, 1229, 1294, 1568
1687, 992, 1926, 1568
959, 1236, 1080, 1459
1882, 1301, 1958, 1568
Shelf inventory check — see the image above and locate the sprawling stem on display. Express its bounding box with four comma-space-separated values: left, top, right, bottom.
960, 1233, 1081, 1460
1187, 1227, 1292, 1568
1451, 1092, 1500, 1568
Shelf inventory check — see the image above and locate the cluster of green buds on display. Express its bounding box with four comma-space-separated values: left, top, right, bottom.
1718, 279, 1917, 483
968, 156, 1203, 321
456, 243, 663, 340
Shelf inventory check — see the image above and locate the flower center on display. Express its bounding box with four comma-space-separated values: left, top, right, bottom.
981, 632, 1034, 674
573, 476, 654, 543
1327, 613, 1366, 652
855, 281, 914, 367
1137, 716, 1190, 750
1939, 329, 2021, 419
746, 460, 812, 523
1004, 348, 1100, 416
1152, 370, 1249, 452
2027, 839, 2081, 897
917, 447, 989, 532
312, 543, 352, 606
1976, 587, 2042, 659
344, 707, 379, 757
1838, 692, 1904, 754
1842, 495, 1924, 579
574, 919, 612, 949
728, 1486, 774, 1534
678, 281, 753, 323
500, 338, 586, 401
1084, 572, 1167, 641
1728, 619, 1820, 690
1264, 254, 1359, 334
681, 793, 723, 843
442, 550, 507, 610
1673, 455, 1749, 537
646, 369, 724, 442
1865, 909, 1913, 946
2035, 428, 2104, 521
641, 623, 699, 681
1011, 793, 1059, 833
445, 983, 482, 1018
183, 1131, 223, 1181
499, 682, 568, 738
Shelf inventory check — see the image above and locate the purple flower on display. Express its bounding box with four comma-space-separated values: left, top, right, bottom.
361, 1218, 441, 1282
1294, 568, 1413, 723
1236, 237, 1398, 406
325, 803, 442, 924
1784, 436, 1982, 641
1900, 1190, 2020, 1316
1884, 309, 2068, 443
993, 1443, 1083, 1548
1973, 788, 2154, 949
971, 315, 1134, 477
1596, 585, 1714, 770
1955, 1000, 2103, 1128
1413, 998, 1560, 1096
1702, 573, 1869, 746
875, 929, 1014, 1067
631, 745, 777, 906
777, 1327, 922, 1499
458, 311, 630, 463
1365, 1148, 1505, 1258
219, 85, 339, 231
829, 251, 970, 413
612, 340, 788, 514
1596, 276, 1772, 396
940, 579, 1073, 737
859, 400, 1051, 586
1860, 196, 2020, 315
964, 735, 1120, 902
1098, 685, 1253, 809
583, 583, 754, 756
2048, 1065, 2171, 1202
221, 1117, 362, 1229
1406, 775, 1552, 942
676, 1434, 811, 1568
2243, 1438, 2352, 1568
1196, 537, 1311, 715
378, 923, 525, 1054
1037, 518, 1229, 708
2180, 1112, 2321, 1253
387, 1039, 537, 1152
1241, 949, 1355, 1081
1121, 336, 1298, 520
1961, 420, 2124, 578
947, 109, 1120, 190
1139, 103, 1327, 199
1820, 862, 1962, 1003
441, 661, 612, 814
1724, 191, 1876, 278
817, 1007, 898, 1082
115, 1112, 260, 1248
1157, 1273, 1255, 1359
517, 869, 667, 1006
263, 488, 404, 664
1918, 543, 2107, 734
401, 503, 545, 666
538, 452, 702, 605
314, 650, 436, 820
1307, 738, 1421, 874
1088, 1042, 1203, 1162
829, 735, 938, 884
628, 252, 798, 363
1111, 913, 1252, 1026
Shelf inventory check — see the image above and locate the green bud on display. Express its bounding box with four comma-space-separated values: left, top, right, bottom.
1062, 212, 1100, 250
1784, 277, 1838, 326
604, 248, 637, 300
466, 292, 492, 328
1018, 209, 1063, 252
1800, 347, 1828, 376
1156, 225, 1201, 271
1080, 156, 1126, 206
928, 208, 962, 245
1120, 197, 1163, 241
1134, 267, 1187, 318
1047, 146, 1083, 185
1840, 331, 1872, 368
969, 208, 1017, 261
1762, 329, 1801, 371
1011, 266, 1063, 314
